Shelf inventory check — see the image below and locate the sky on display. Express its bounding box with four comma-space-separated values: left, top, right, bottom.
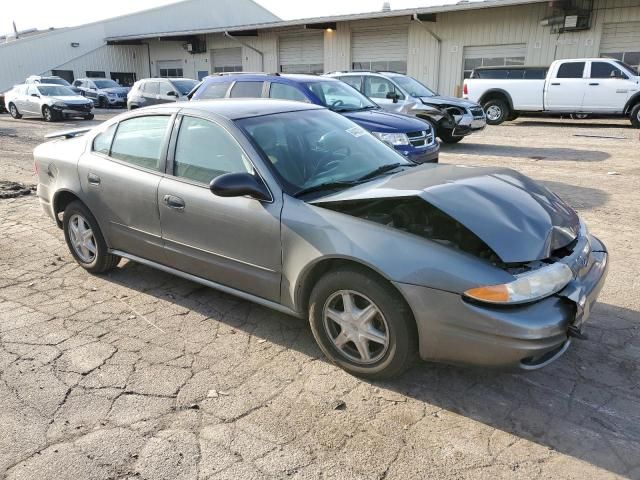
2, 0, 459, 35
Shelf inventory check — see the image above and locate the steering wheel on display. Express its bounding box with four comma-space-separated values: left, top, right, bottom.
331, 99, 345, 109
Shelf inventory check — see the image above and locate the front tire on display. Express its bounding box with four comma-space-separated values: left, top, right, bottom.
308, 268, 417, 379
631, 104, 640, 129
63, 201, 120, 274
483, 99, 509, 125
84, 113, 94, 120
8, 103, 22, 119
440, 131, 464, 144
42, 106, 56, 122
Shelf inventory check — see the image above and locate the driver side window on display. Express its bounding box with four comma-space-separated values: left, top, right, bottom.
174, 116, 252, 184
364, 77, 403, 100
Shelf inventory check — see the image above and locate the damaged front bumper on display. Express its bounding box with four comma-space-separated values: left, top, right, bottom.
395, 233, 608, 370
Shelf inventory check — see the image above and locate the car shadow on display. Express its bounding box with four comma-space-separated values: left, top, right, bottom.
441, 142, 610, 162
104, 262, 640, 477
511, 119, 632, 129
540, 180, 610, 210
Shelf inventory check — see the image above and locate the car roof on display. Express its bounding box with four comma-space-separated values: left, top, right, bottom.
141, 77, 195, 82
174, 98, 324, 120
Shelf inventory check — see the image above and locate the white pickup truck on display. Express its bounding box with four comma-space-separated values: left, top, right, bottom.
463, 58, 640, 128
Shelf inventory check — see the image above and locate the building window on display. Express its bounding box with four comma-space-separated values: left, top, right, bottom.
213, 65, 242, 73
51, 70, 74, 83
602, 52, 640, 72
159, 68, 184, 78
86, 71, 106, 78
352, 61, 407, 74
110, 72, 137, 87
280, 64, 324, 75
463, 56, 525, 79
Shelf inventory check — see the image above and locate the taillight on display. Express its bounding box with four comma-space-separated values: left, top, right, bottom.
463, 83, 468, 96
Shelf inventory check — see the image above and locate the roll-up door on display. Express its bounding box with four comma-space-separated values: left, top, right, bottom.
211, 48, 243, 73
351, 27, 408, 73
462, 44, 526, 78
279, 33, 324, 74
600, 22, 640, 71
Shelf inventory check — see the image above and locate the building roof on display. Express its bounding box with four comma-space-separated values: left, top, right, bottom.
106, 0, 548, 41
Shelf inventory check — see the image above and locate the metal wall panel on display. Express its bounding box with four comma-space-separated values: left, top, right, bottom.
600, 22, 640, 51
351, 27, 409, 63
211, 47, 243, 72
278, 32, 324, 73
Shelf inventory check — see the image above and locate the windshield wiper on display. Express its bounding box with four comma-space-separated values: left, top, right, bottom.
330, 105, 378, 113
293, 180, 360, 198
356, 163, 411, 182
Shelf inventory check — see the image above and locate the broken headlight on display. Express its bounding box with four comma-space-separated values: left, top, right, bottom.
464, 262, 573, 305
372, 132, 410, 146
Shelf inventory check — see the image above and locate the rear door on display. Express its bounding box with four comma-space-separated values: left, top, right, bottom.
544, 61, 587, 111
582, 60, 636, 113
157, 113, 282, 301
77, 112, 175, 263
156, 80, 178, 104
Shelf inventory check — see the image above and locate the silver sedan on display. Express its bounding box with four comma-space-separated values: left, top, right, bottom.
34, 100, 608, 378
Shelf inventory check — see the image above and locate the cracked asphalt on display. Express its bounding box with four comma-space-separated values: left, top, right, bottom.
1, 110, 639, 479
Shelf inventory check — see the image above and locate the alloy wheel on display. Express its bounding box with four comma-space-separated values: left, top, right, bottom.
485, 105, 502, 122
43, 107, 52, 121
322, 290, 390, 365
68, 214, 97, 263
9, 105, 18, 117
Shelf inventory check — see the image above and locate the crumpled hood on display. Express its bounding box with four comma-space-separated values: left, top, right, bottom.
342, 109, 432, 133
312, 164, 580, 263
420, 95, 479, 109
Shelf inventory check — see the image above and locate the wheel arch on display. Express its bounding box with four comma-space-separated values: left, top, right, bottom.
479, 89, 514, 111
52, 190, 84, 228
294, 256, 416, 322
624, 93, 640, 115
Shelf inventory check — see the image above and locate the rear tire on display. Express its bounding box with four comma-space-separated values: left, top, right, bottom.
631, 104, 640, 129
63, 201, 120, 274
8, 103, 22, 119
308, 267, 417, 379
483, 99, 509, 125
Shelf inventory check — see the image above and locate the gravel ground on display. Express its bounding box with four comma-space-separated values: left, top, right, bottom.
0, 110, 639, 480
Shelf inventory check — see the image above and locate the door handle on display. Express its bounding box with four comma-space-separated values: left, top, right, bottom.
163, 195, 185, 210
589, 82, 600, 86
551, 82, 561, 86
87, 173, 101, 185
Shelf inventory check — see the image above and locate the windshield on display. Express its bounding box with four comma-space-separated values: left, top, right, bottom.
94, 79, 120, 89
306, 81, 378, 112
37, 85, 77, 97
42, 78, 70, 86
615, 60, 639, 76
237, 109, 412, 196
392, 76, 436, 97
171, 79, 198, 95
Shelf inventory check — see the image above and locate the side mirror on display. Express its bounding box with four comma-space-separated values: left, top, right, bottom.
31, 93, 39, 97
209, 172, 271, 201
386, 91, 400, 103
167, 91, 178, 97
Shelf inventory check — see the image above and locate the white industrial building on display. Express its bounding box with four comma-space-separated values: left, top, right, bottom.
1, 0, 639, 97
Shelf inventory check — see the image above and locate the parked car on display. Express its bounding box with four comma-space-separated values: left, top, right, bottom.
190, 74, 439, 164
326, 71, 486, 143
35, 100, 608, 378
463, 58, 640, 128
127, 77, 198, 110
4, 83, 94, 121
72, 78, 129, 108
26, 75, 83, 95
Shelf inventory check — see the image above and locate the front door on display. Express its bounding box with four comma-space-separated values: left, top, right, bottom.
157, 114, 282, 302
77, 114, 174, 263
24, 85, 41, 115
582, 61, 637, 113
544, 61, 587, 111
363, 75, 404, 113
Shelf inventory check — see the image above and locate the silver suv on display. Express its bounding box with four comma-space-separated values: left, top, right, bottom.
72, 78, 129, 108
326, 71, 486, 143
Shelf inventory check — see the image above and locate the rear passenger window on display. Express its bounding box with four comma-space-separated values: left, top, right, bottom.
92, 124, 117, 155
230, 81, 264, 98
174, 116, 252, 184
110, 116, 171, 170
269, 83, 308, 102
198, 82, 231, 99
556, 62, 585, 79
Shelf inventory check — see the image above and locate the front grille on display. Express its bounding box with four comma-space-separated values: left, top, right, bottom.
407, 130, 433, 147
66, 104, 92, 112
116, 93, 126, 98
470, 107, 485, 118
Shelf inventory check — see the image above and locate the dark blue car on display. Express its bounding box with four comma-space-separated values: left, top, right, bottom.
190, 74, 439, 164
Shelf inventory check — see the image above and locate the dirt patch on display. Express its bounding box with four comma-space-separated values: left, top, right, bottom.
0, 180, 35, 199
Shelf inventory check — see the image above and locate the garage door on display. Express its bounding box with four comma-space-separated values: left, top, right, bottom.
211, 47, 243, 73
351, 27, 408, 73
279, 33, 324, 74
157, 60, 184, 78
600, 22, 640, 71
463, 44, 526, 78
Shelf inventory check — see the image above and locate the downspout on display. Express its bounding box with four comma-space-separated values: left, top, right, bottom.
145, 42, 152, 77
224, 31, 264, 72
413, 14, 442, 92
